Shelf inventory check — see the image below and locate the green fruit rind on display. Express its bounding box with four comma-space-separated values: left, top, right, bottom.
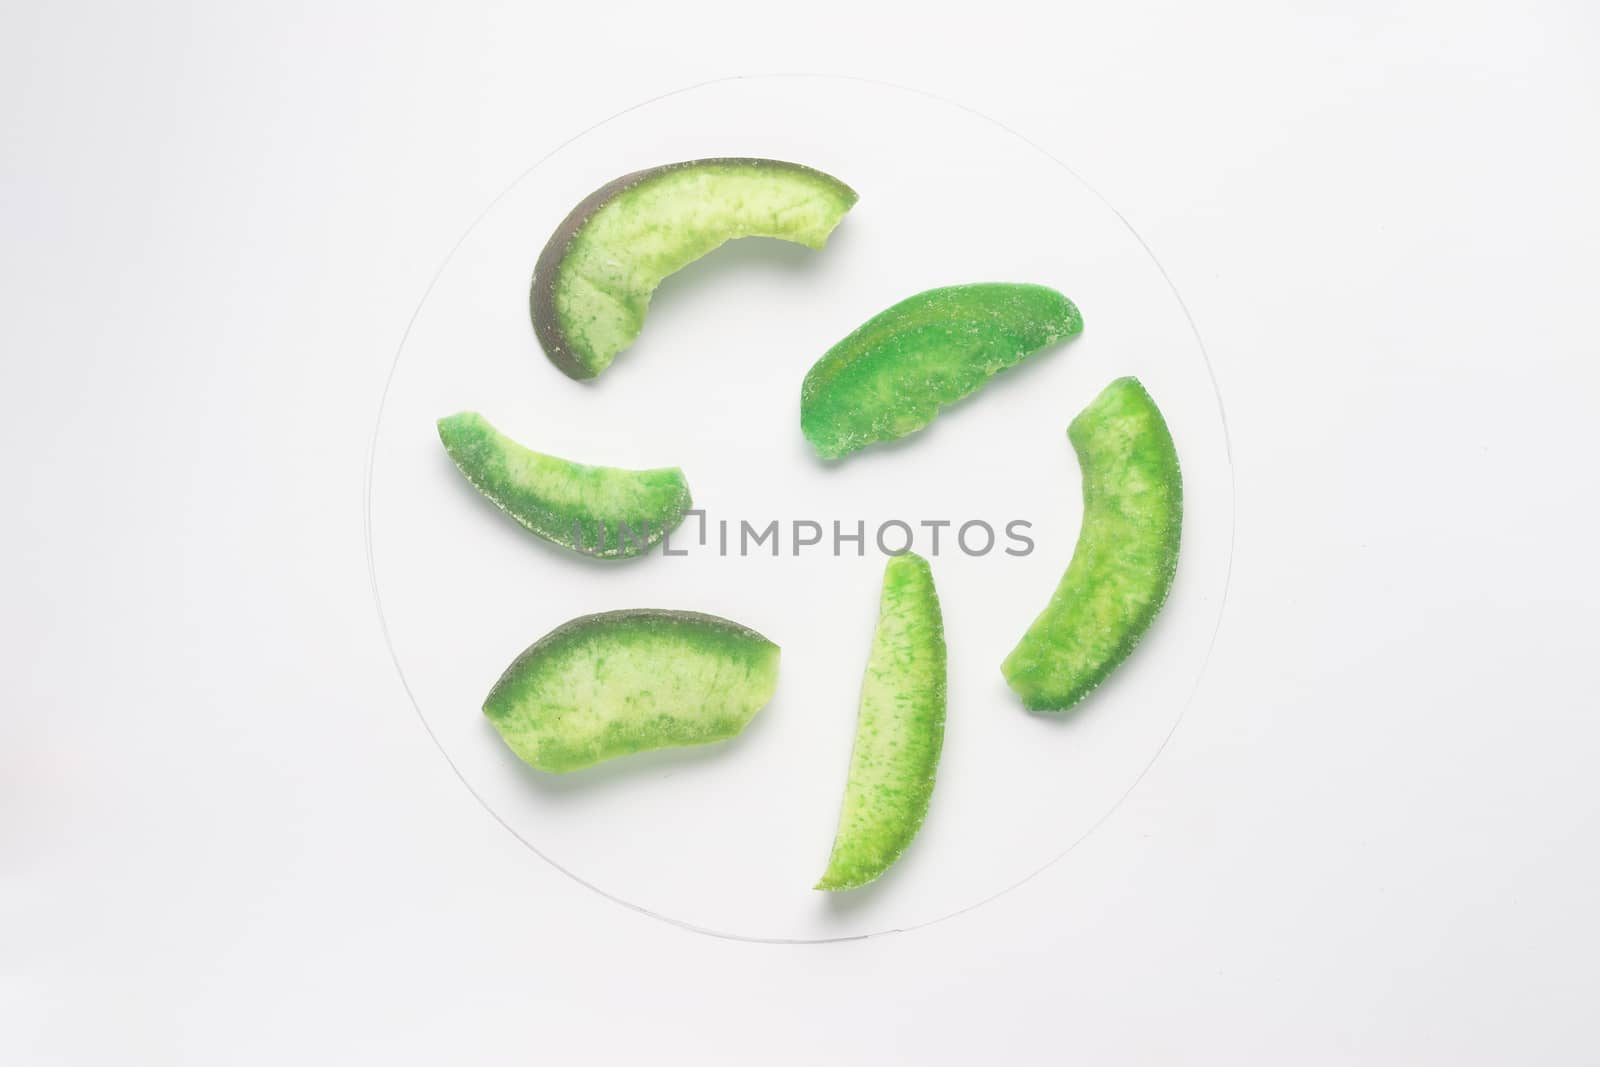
532, 158, 858, 380
816, 553, 947, 891
437, 411, 691, 559
1001, 377, 1182, 712
484, 610, 781, 774
800, 283, 1083, 459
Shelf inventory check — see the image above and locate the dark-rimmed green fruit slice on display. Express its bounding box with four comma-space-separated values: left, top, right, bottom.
816, 553, 947, 891
485, 610, 781, 774
801, 283, 1082, 459
531, 158, 858, 380
1001, 377, 1182, 711
437, 411, 691, 559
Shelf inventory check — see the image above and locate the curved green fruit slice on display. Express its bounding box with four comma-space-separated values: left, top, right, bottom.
485, 610, 781, 773
1001, 377, 1182, 711
816, 553, 947, 891
800, 283, 1082, 459
531, 158, 858, 380
437, 411, 691, 559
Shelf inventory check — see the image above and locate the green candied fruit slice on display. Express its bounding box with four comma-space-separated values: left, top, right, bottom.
1001, 377, 1182, 712
437, 411, 691, 559
532, 158, 858, 380
485, 610, 781, 774
816, 552, 947, 891
800, 283, 1082, 459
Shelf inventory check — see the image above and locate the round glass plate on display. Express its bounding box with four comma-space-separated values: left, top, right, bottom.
367, 75, 1232, 942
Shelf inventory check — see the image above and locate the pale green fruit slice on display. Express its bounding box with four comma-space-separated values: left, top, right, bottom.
485, 610, 780, 774
532, 158, 857, 379
816, 553, 947, 891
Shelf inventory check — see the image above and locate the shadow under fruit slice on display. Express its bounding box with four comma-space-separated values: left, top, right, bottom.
485, 610, 781, 774
800, 283, 1082, 459
1001, 377, 1182, 712
531, 158, 858, 380
437, 411, 691, 559
816, 553, 947, 891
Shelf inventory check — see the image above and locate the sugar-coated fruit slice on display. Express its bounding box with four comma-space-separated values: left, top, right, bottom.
531, 158, 858, 380
437, 411, 691, 559
800, 283, 1082, 459
816, 553, 947, 891
1001, 377, 1182, 711
484, 610, 781, 774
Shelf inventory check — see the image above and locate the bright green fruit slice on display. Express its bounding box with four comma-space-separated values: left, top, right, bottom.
800, 283, 1082, 459
485, 610, 781, 774
437, 411, 691, 559
531, 158, 858, 380
816, 553, 947, 891
1001, 377, 1182, 712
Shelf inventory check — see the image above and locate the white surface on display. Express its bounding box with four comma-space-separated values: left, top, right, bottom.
4, 1, 1597, 1063
370, 77, 1232, 940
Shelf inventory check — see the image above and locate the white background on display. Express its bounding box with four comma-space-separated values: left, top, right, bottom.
4, 1, 1596, 1063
